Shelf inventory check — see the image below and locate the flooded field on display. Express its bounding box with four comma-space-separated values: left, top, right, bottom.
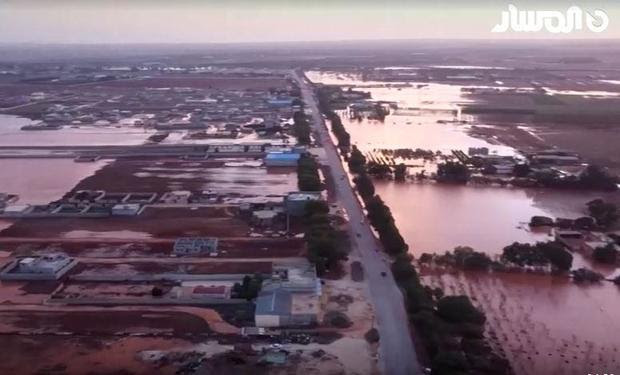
308, 69, 620, 374
422, 270, 620, 375
0, 158, 108, 204
0, 114, 154, 146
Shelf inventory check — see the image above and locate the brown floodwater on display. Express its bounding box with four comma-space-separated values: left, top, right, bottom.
308, 69, 620, 373
0, 158, 109, 205
423, 270, 620, 375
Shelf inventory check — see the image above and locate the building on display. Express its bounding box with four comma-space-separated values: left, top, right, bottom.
285, 192, 321, 216
111, 203, 142, 216
255, 289, 319, 328
191, 285, 231, 299
252, 210, 279, 227
0, 253, 77, 280
174, 237, 219, 256
264, 151, 300, 167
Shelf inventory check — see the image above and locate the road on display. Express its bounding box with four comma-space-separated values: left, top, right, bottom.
293, 71, 423, 375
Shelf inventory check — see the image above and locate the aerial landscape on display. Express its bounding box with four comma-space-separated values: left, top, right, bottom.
1, 1, 620, 375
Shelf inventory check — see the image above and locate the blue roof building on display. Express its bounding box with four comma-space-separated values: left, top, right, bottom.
264, 151, 301, 167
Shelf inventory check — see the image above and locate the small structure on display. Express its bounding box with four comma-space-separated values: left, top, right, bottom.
1, 204, 32, 217
174, 237, 219, 256
160, 191, 192, 204
191, 285, 231, 299
111, 204, 142, 216
0, 253, 77, 280
285, 192, 321, 216
264, 151, 300, 167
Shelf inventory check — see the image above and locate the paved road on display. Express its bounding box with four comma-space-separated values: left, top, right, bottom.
293, 71, 423, 375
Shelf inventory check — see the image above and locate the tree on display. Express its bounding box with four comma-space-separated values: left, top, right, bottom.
539, 241, 573, 271
394, 163, 407, 181
348, 146, 366, 174
578, 165, 618, 191
151, 286, 164, 297
513, 163, 531, 177
436, 295, 486, 325
587, 199, 619, 227
436, 161, 470, 184
353, 172, 375, 201
297, 154, 322, 191
233, 274, 263, 300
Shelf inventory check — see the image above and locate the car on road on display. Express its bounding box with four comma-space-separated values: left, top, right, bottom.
380, 271, 387, 277
356, 232, 361, 238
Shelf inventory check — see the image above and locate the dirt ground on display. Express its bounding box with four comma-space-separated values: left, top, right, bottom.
0, 237, 306, 258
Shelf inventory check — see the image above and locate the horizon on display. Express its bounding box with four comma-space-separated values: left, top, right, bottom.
1, 0, 619, 43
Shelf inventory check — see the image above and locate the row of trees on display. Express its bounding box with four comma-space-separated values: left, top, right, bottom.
297, 154, 322, 191
317, 87, 351, 149
292, 110, 311, 145
303, 200, 348, 276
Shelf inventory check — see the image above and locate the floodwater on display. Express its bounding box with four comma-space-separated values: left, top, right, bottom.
0, 158, 108, 205
0, 114, 154, 146
136, 163, 297, 196
374, 181, 604, 255
307, 70, 600, 252
308, 69, 620, 373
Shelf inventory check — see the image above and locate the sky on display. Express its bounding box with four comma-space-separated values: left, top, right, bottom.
0, 0, 618, 43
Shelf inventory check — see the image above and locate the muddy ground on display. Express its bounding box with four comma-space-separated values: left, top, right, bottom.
0, 237, 306, 258
0, 206, 250, 239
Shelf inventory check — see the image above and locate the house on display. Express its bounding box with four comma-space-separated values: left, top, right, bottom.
264, 152, 300, 167
174, 237, 219, 256
0, 253, 77, 280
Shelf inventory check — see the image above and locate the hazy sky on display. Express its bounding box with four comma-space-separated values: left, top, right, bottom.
0, 0, 618, 43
